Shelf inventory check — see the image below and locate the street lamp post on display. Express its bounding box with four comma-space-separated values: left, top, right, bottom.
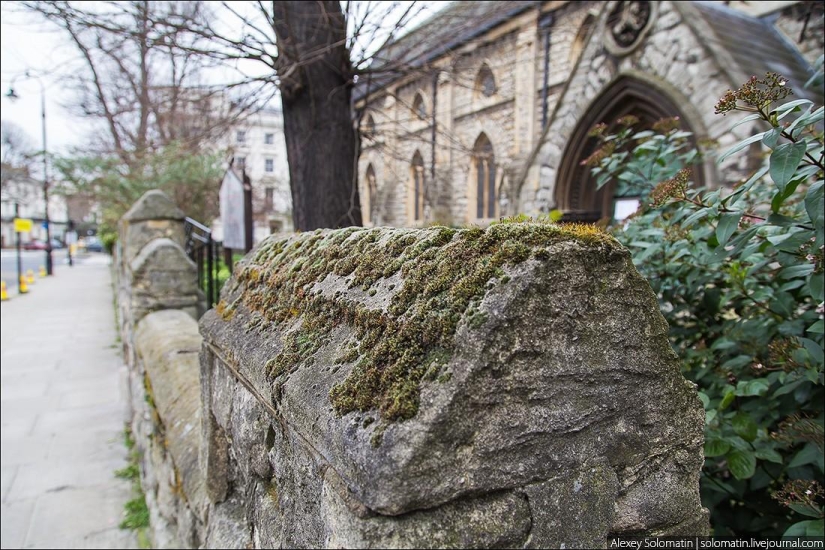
6, 72, 53, 275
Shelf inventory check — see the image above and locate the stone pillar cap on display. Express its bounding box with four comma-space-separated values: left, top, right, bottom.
123, 190, 185, 222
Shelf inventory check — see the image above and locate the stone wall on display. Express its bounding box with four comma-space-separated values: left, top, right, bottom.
115, 191, 709, 547
199, 222, 710, 548
116, 190, 206, 548
772, 2, 824, 66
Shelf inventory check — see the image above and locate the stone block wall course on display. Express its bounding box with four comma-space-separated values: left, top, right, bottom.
117, 190, 206, 548
198, 222, 709, 548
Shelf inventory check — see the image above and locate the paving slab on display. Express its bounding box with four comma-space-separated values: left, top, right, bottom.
1, 414, 37, 440
26, 484, 132, 548
0, 436, 51, 468
31, 402, 125, 437
1, 498, 35, 548
0, 380, 51, 401
59, 385, 122, 410
47, 429, 124, 462
1, 467, 17, 503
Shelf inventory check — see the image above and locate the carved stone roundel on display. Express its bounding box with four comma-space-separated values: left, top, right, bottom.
608, 1, 652, 48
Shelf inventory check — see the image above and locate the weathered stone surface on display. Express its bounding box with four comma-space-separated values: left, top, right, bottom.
203, 496, 251, 549
129, 238, 199, 323
322, 468, 532, 549
123, 190, 186, 222
134, 310, 207, 520
120, 190, 187, 264
523, 458, 619, 549
200, 223, 709, 547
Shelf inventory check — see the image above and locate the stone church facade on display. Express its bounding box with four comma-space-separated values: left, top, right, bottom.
355, 0, 823, 227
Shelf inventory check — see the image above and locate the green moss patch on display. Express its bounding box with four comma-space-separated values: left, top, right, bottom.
230, 222, 617, 426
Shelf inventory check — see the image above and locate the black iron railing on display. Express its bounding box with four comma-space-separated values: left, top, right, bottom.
184, 217, 222, 307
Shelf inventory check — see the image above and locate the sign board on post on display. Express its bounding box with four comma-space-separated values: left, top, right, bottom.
220, 168, 247, 250
13, 218, 33, 233
65, 231, 78, 245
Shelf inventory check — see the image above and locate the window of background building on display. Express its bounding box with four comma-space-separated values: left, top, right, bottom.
265, 158, 274, 172
365, 164, 377, 223
265, 133, 274, 145
265, 187, 275, 211
236, 156, 246, 173
476, 64, 496, 97
236, 130, 246, 144
473, 133, 496, 219
412, 93, 427, 120
363, 115, 376, 139
411, 151, 425, 221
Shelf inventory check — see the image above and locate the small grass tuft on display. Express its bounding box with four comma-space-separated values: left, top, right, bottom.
120, 495, 150, 530
115, 464, 140, 481
117, 423, 151, 543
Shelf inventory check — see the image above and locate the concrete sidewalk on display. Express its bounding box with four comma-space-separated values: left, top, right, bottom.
1, 256, 137, 549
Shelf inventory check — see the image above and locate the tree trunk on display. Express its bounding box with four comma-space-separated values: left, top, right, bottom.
272, 0, 362, 231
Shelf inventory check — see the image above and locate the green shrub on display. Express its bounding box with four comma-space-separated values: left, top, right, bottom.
99, 226, 118, 255
585, 72, 823, 537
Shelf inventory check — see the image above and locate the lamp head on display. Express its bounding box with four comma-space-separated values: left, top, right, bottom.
5, 87, 19, 101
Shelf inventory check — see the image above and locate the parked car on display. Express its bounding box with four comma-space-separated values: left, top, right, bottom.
22, 238, 64, 251
84, 236, 104, 253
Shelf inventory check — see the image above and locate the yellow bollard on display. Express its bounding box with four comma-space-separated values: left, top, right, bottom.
1, 281, 8, 301
39, 266, 47, 278
26, 269, 35, 285
19, 275, 28, 294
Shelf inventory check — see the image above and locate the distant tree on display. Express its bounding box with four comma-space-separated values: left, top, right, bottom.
17, 0, 241, 224
53, 142, 224, 230
1, 120, 36, 195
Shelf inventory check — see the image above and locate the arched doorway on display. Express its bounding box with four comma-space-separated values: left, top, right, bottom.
556, 76, 704, 222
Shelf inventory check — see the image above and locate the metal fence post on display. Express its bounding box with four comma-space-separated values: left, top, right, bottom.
206, 232, 214, 308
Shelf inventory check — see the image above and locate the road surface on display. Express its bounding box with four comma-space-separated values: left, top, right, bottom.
1, 249, 93, 292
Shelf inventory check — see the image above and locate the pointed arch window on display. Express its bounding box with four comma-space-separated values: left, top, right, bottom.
411, 151, 426, 221
476, 64, 496, 97
365, 164, 377, 224
473, 133, 496, 219
412, 93, 427, 119
364, 114, 376, 139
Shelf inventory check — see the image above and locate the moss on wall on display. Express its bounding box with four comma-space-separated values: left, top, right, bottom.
225, 221, 618, 425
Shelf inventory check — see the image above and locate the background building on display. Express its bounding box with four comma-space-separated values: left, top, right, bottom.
0, 173, 68, 248
356, 0, 823, 227
212, 106, 292, 244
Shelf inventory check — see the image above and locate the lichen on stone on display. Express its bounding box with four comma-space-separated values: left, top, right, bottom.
230, 222, 618, 425
215, 299, 235, 321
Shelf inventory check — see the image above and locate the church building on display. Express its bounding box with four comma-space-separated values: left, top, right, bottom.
355, 1, 823, 226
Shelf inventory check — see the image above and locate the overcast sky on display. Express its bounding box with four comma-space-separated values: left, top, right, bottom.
1, 3, 78, 154
0, 1, 441, 157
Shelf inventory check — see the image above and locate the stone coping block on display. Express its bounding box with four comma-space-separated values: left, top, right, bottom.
135, 309, 207, 518
129, 238, 199, 323
119, 190, 187, 265
123, 190, 185, 222
200, 223, 707, 536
